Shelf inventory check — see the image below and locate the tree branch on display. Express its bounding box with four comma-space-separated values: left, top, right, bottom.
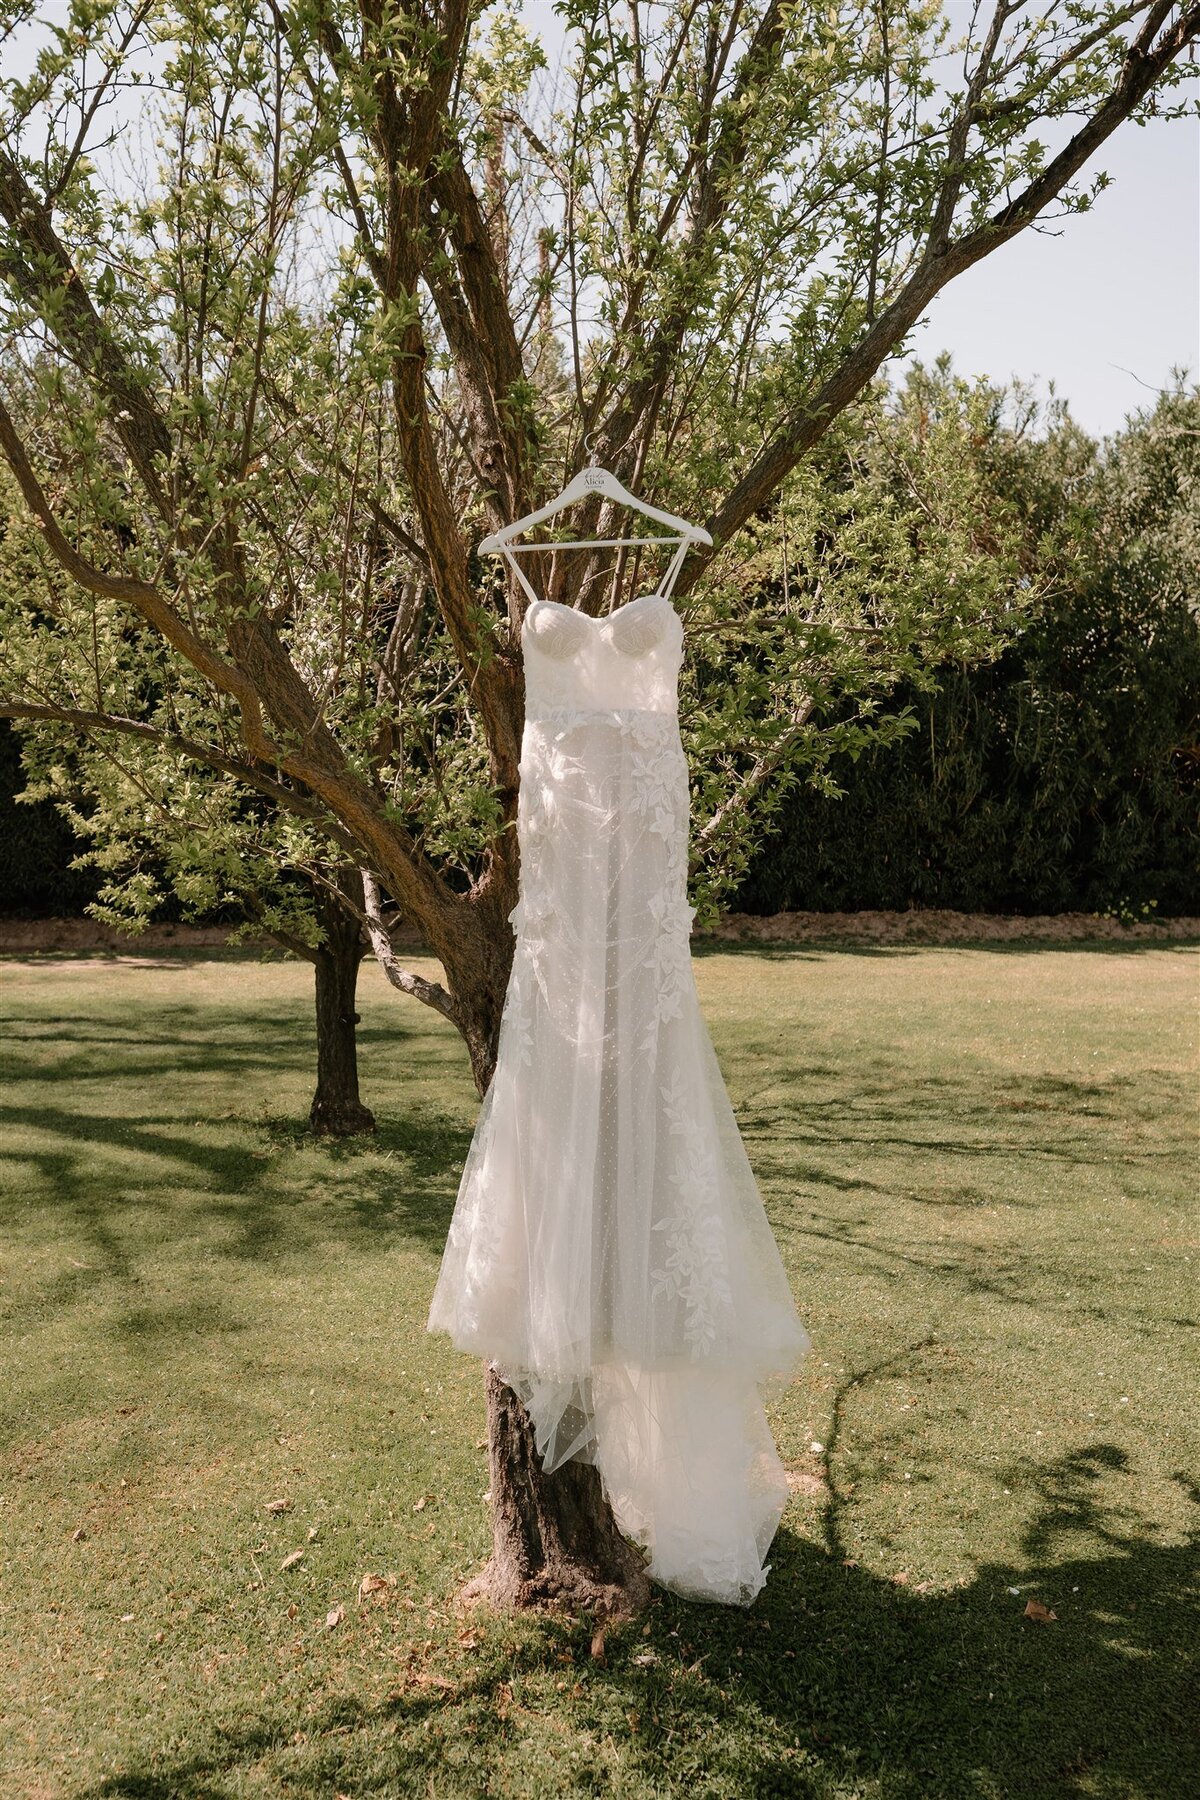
0, 393, 281, 760
0, 393, 481, 957
0, 147, 174, 519
687, 0, 1200, 591
690, 696, 816, 869
596, 0, 793, 448
350, 0, 524, 792
423, 147, 535, 545
360, 867, 459, 1024
0, 698, 365, 858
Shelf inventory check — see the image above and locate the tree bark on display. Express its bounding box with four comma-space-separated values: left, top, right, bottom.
463, 1363, 652, 1619
309, 874, 376, 1139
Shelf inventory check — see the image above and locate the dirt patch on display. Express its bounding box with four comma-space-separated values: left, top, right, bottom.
1, 908, 1196, 957
784, 1464, 829, 1500
703, 908, 1199, 945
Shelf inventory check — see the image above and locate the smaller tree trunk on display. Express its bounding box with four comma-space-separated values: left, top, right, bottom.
462, 1363, 652, 1619
310, 876, 376, 1138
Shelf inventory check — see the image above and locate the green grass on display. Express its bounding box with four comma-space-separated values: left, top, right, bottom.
0, 943, 1196, 1800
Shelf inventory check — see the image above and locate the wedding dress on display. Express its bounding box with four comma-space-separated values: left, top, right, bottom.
427, 586, 811, 1606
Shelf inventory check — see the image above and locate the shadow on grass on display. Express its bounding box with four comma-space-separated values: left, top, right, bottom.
2, 1026, 1192, 1346
76, 1451, 1200, 1800
0, 1004, 462, 1088
0, 1093, 468, 1351
691, 937, 1200, 960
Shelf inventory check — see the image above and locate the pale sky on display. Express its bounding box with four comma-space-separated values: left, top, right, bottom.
5, 3, 1197, 439
907, 115, 1198, 437
519, 0, 1199, 440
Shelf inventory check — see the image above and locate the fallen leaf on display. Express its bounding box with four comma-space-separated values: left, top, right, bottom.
633, 1651, 658, 1666
265, 1498, 291, 1515
359, 1572, 395, 1601
1024, 1599, 1057, 1624
307, 1526, 319, 1542
71, 1527, 88, 1543
412, 1495, 431, 1513
590, 1625, 607, 1663
325, 1604, 345, 1630
457, 1630, 480, 1650
280, 1550, 305, 1572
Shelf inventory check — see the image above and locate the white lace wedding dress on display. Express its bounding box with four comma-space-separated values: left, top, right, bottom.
427, 587, 811, 1605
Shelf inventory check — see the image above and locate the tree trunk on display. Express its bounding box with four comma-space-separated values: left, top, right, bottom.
451, 945, 652, 1620
463, 1363, 652, 1619
309, 874, 376, 1138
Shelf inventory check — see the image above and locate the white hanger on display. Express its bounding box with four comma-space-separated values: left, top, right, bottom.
478, 433, 712, 610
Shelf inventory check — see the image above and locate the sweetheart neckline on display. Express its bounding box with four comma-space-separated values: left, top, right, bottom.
525, 591, 676, 627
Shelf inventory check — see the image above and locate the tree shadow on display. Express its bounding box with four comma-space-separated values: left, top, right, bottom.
73, 1447, 1199, 1799
0, 1095, 469, 1347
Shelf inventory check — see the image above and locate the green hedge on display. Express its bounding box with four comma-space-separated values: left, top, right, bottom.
736, 575, 1200, 917
0, 722, 102, 916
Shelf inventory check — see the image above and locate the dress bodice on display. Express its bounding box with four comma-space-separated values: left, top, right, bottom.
522, 592, 684, 717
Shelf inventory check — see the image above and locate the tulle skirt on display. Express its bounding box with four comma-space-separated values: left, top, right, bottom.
427, 708, 811, 1605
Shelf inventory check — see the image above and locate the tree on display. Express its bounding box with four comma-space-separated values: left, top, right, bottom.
736, 370, 1200, 917
0, 0, 1196, 1616
23, 722, 381, 1135
0, 462, 378, 1133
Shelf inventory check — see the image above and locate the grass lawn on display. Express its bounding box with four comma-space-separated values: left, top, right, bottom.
0, 942, 1196, 1800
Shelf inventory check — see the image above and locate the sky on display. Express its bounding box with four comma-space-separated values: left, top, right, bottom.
896, 116, 1197, 438
4, 2, 1197, 440
518, 0, 1199, 440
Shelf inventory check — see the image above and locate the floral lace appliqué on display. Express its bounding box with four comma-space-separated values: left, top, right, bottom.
650, 1066, 734, 1355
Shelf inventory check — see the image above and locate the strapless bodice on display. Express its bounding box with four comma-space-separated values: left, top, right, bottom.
521, 592, 684, 716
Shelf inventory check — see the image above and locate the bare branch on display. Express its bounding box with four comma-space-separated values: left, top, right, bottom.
690, 696, 815, 868
689, 0, 1200, 589
361, 867, 459, 1024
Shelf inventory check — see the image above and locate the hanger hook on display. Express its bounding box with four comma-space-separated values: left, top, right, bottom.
582, 429, 599, 464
